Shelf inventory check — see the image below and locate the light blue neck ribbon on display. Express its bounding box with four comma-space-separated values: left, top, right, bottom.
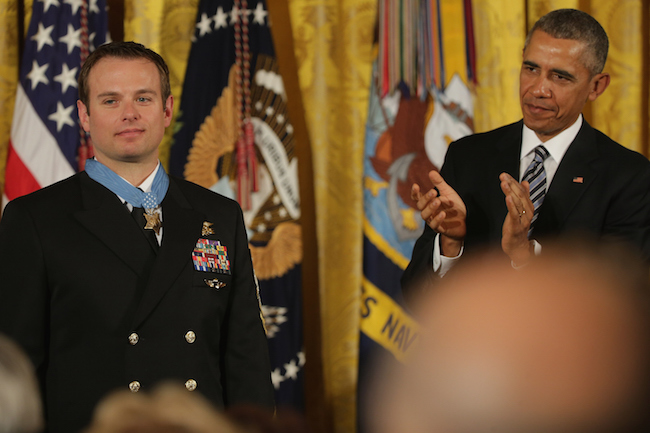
85, 159, 169, 209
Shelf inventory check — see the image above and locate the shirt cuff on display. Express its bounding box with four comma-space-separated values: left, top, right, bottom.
432, 233, 463, 277
510, 239, 542, 269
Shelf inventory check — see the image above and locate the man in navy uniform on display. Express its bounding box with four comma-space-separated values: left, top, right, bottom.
0, 41, 274, 432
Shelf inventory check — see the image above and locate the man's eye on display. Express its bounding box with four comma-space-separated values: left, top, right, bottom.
137, 97, 150, 102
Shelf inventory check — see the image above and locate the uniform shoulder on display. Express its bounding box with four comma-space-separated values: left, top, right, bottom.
169, 176, 243, 212
5, 173, 83, 210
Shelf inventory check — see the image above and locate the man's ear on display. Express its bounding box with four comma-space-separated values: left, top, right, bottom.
588, 73, 610, 102
163, 95, 174, 128
77, 100, 90, 132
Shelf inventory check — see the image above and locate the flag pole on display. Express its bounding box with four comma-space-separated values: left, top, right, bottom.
266, 1, 328, 431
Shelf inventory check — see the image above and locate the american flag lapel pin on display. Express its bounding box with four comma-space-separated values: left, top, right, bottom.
573, 176, 584, 184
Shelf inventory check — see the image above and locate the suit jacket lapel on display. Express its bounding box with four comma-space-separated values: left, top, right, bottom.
491, 122, 523, 224
131, 178, 205, 329
495, 121, 523, 178
536, 121, 599, 234
74, 172, 153, 277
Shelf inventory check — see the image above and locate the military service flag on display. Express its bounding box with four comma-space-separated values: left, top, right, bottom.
360, 0, 476, 429
171, 0, 304, 409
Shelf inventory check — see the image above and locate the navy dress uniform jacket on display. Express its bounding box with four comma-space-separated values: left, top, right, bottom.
0, 172, 274, 432
402, 120, 650, 294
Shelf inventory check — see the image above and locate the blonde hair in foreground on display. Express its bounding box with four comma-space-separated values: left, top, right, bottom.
84, 383, 243, 433
0, 333, 43, 433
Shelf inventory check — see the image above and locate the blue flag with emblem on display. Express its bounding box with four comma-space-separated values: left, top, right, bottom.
359, 0, 476, 430
171, 0, 304, 409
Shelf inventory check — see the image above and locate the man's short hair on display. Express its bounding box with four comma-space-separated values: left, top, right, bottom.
525, 8, 609, 76
78, 41, 171, 112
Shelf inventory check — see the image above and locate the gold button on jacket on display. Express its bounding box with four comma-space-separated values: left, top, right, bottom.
185, 379, 197, 391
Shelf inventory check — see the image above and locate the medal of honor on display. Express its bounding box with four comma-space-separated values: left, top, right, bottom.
84, 160, 170, 238
144, 209, 162, 234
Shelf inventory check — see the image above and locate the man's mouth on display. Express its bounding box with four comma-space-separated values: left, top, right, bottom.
524, 102, 552, 115
116, 128, 143, 137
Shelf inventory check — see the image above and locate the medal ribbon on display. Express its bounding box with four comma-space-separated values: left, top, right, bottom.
85, 159, 169, 210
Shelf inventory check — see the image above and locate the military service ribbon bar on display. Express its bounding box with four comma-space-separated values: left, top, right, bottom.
192, 239, 231, 274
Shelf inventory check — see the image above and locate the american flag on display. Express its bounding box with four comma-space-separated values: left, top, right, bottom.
3, 0, 108, 206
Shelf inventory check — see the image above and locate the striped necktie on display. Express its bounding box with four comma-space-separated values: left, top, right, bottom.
522, 145, 550, 238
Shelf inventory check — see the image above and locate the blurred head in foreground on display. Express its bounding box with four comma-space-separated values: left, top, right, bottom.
0, 333, 43, 433
369, 239, 650, 433
83, 383, 243, 433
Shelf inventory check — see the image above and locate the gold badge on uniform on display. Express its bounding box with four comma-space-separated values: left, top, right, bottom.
204, 278, 226, 289
202, 221, 215, 236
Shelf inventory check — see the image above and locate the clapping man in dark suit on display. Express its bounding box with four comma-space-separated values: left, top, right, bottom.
0, 41, 274, 432
402, 9, 650, 294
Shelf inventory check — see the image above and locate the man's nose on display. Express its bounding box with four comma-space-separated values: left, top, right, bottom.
122, 101, 140, 120
530, 76, 551, 98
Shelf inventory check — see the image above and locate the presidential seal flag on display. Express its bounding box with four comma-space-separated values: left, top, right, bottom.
360, 0, 475, 429
171, 0, 304, 409
3, 0, 108, 206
